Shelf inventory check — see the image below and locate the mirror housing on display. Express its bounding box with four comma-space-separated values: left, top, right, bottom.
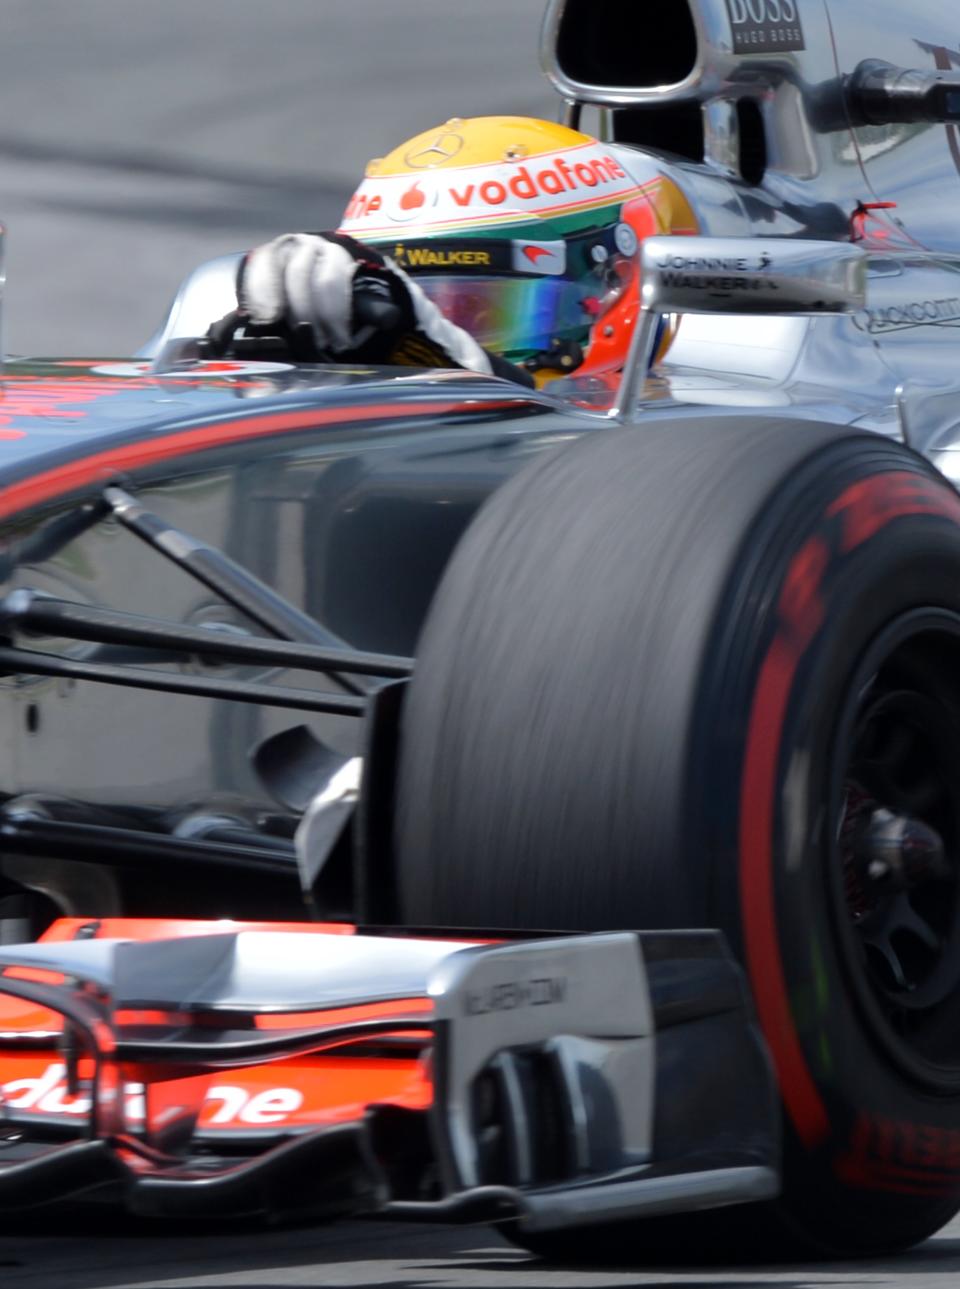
613, 235, 867, 421
640, 236, 867, 318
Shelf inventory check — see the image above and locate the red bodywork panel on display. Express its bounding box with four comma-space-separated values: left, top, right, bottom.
0, 918, 434, 1136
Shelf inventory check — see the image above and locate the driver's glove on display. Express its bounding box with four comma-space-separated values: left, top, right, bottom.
238, 231, 519, 377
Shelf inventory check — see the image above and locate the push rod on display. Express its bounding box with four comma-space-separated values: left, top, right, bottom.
0, 815, 297, 877
0, 591, 412, 679
0, 645, 366, 715
103, 486, 366, 693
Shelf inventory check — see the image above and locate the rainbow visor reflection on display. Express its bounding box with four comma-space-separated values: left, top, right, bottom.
416, 275, 591, 356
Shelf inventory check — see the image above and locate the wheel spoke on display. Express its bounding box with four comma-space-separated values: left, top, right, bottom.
835, 627, 960, 1082
862, 892, 942, 993
894, 895, 942, 954
870, 935, 909, 991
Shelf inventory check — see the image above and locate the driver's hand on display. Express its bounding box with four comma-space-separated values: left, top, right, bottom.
238, 231, 493, 373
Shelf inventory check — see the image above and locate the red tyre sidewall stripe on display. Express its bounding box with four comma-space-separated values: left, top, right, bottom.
740, 634, 830, 1146
739, 470, 960, 1153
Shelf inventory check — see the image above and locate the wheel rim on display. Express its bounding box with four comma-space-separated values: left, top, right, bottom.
831, 610, 960, 1089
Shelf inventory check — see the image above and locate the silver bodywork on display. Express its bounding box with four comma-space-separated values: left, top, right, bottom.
540, 0, 960, 480
9, 1, 936, 1230
117, 0, 960, 889
145, 2, 960, 479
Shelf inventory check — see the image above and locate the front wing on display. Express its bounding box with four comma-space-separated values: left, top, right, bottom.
0, 922, 778, 1233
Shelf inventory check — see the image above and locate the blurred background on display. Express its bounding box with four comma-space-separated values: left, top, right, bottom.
0, 0, 558, 355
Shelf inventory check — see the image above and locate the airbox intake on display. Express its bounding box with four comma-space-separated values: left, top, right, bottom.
551, 0, 699, 92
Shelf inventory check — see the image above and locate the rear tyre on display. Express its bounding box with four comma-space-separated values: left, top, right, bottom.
395, 418, 960, 1258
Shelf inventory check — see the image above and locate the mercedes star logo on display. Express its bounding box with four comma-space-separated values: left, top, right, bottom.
404, 131, 465, 168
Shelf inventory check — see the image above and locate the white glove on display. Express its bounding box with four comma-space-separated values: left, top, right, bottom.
238, 232, 492, 374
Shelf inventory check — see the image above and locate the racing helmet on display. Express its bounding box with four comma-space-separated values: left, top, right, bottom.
339, 116, 697, 380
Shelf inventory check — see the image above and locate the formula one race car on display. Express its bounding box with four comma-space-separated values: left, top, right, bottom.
4, 0, 960, 1263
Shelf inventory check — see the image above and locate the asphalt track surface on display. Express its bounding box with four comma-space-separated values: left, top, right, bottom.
0, 0, 557, 356
3, 1209, 960, 1289
2, 1211, 960, 1289
2, 3, 960, 1285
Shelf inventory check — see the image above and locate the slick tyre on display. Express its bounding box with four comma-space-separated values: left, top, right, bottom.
395, 418, 960, 1258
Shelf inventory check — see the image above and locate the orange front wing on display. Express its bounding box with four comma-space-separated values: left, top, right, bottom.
0, 918, 778, 1232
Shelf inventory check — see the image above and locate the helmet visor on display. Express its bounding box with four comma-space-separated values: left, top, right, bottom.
415, 275, 591, 357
